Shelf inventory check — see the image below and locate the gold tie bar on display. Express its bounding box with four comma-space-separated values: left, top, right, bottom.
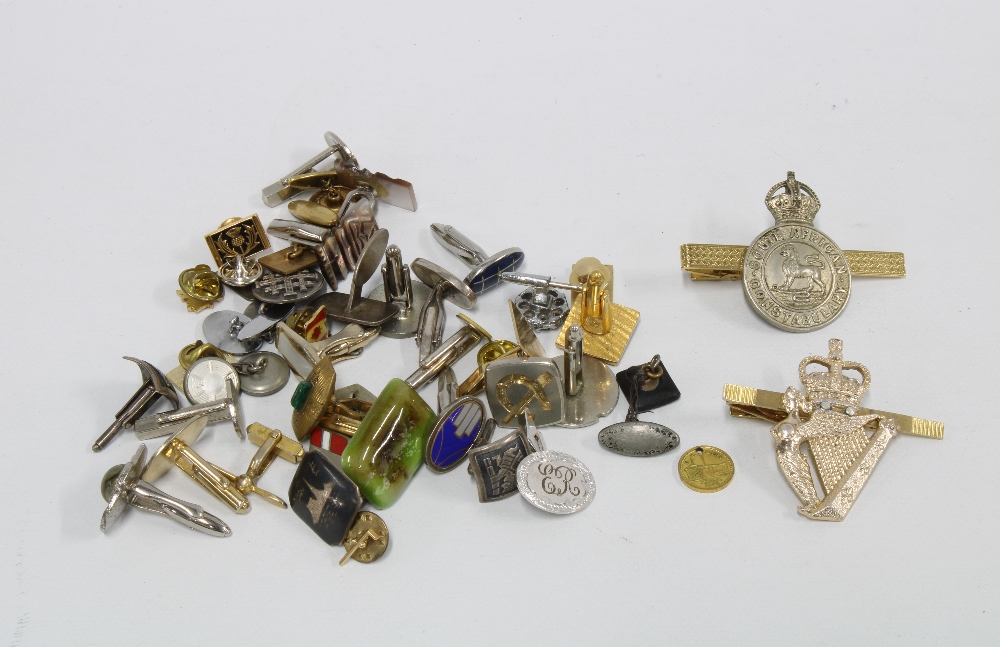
681, 245, 906, 281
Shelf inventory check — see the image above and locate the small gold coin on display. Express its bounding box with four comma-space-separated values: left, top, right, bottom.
677, 445, 734, 493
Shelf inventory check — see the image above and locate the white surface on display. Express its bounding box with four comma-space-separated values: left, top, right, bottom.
1, 2, 996, 645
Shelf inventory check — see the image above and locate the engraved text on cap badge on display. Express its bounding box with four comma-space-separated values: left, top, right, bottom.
742, 173, 850, 331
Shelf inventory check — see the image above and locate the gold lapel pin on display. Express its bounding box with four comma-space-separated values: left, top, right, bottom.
177, 265, 224, 312
339, 511, 389, 566
681, 172, 905, 332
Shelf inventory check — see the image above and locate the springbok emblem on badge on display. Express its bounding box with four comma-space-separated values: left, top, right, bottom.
778, 245, 826, 292
770, 339, 898, 521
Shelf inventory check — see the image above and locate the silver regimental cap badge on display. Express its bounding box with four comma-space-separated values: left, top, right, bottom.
760, 339, 941, 521
724, 339, 944, 520
742, 173, 851, 332
682, 173, 906, 331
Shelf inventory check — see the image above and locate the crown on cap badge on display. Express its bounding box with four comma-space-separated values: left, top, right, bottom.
765, 171, 821, 226
798, 339, 871, 408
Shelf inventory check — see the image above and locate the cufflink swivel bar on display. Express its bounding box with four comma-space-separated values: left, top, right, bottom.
405, 314, 493, 390
212, 427, 290, 509
263, 132, 358, 207
101, 445, 231, 537
141, 418, 250, 514
93, 357, 179, 452
411, 258, 477, 361
249, 422, 305, 464
430, 224, 524, 294
564, 324, 584, 397
132, 379, 245, 440
501, 272, 582, 294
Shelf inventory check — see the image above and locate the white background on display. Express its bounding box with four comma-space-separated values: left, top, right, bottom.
1, 2, 996, 645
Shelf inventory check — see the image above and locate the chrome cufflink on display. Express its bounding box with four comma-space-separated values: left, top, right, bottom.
262, 131, 416, 213
367, 244, 432, 339
133, 378, 245, 440
93, 357, 179, 452
100, 444, 230, 537
430, 223, 524, 294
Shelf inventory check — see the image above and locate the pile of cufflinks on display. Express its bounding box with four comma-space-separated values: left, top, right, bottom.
94, 131, 702, 566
